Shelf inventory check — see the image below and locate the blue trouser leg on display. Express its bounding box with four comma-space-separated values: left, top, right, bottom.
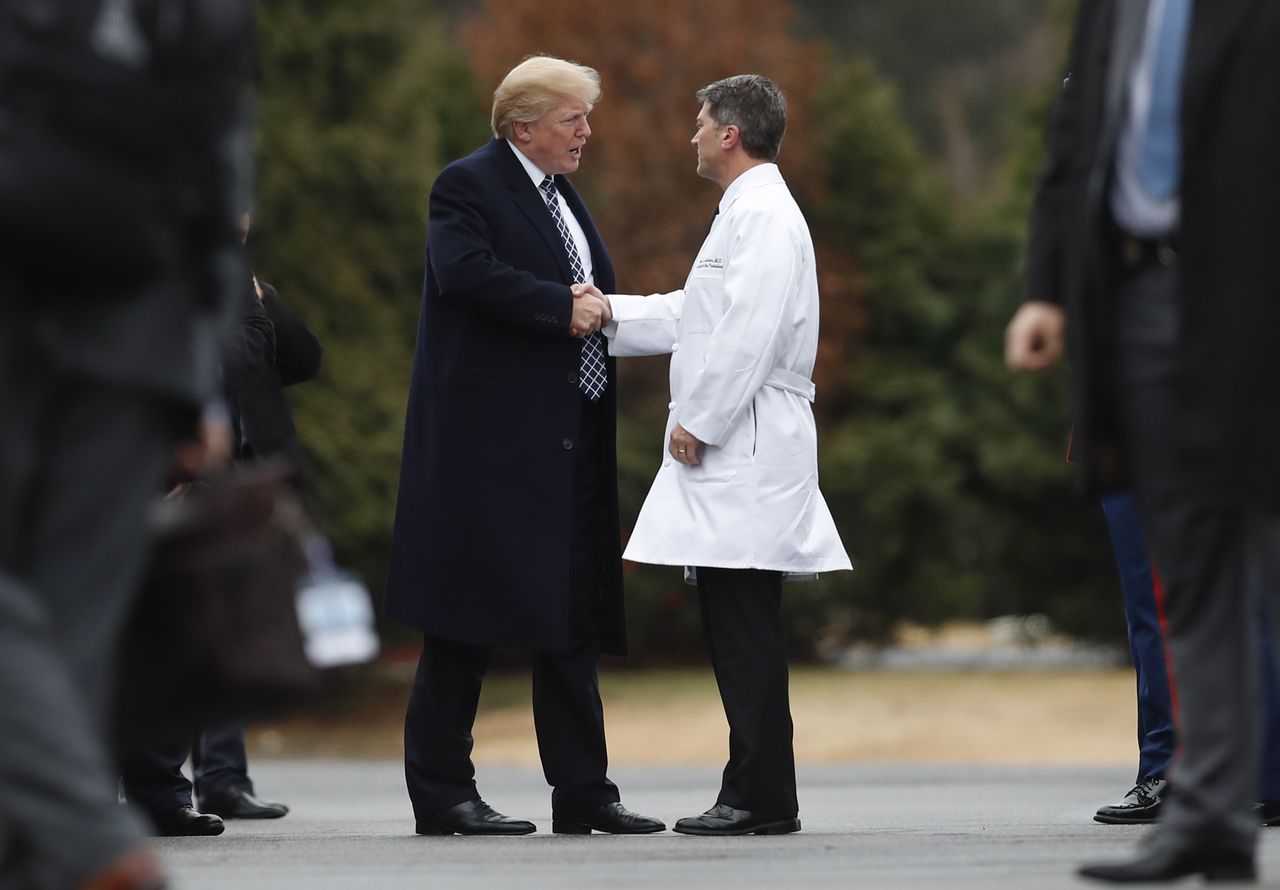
1102, 490, 1177, 783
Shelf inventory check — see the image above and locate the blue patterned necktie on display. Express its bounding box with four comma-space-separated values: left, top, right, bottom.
1138, 0, 1193, 200
539, 176, 607, 401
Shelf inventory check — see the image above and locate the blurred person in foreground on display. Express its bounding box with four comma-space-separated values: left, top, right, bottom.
119, 212, 317, 835
1005, 0, 1280, 881
0, 0, 251, 887
587, 74, 851, 836
385, 55, 662, 837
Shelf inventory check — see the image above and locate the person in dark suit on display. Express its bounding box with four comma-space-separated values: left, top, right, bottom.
119, 230, 320, 835
0, 1, 250, 886
1005, 0, 1280, 881
385, 55, 662, 837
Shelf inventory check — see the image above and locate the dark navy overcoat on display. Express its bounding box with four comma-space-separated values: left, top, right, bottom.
385, 138, 627, 655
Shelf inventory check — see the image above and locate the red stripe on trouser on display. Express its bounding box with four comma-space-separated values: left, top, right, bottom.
1151, 562, 1180, 732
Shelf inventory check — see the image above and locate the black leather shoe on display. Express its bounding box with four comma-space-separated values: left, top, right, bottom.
1078, 835, 1255, 884
152, 805, 225, 837
1094, 777, 1167, 824
672, 803, 800, 836
415, 799, 535, 836
1256, 800, 1280, 827
552, 801, 665, 835
199, 787, 289, 820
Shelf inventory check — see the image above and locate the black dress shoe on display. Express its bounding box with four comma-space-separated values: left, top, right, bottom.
415, 799, 535, 836
152, 805, 225, 837
199, 787, 289, 820
1256, 800, 1280, 827
1094, 777, 1167, 824
672, 803, 800, 836
1078, 835, 1255, 884
552, 801, 665, 835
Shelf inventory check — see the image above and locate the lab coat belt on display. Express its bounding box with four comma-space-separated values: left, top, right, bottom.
763, 369, 815, 403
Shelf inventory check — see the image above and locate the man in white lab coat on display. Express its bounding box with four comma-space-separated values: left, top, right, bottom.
583, 74, 851, 836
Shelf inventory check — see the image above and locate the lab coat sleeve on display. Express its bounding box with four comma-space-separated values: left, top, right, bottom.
677, 208, 798, 447
602, 290, 685, 357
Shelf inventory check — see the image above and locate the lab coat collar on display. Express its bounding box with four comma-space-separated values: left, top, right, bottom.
718, 163, 783, 215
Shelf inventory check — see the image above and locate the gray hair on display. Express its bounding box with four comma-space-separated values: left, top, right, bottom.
696, 74, 787, 162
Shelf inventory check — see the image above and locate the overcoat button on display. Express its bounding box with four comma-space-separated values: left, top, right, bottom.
567, 372, 577, 383
562, 439, 574, 450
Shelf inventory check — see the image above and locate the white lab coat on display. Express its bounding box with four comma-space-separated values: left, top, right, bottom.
605, 164, 851, 574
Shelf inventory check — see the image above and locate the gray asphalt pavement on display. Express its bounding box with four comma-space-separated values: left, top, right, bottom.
156, 762, 1280, 888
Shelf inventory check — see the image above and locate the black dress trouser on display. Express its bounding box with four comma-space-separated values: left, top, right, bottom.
119, 726, 252, 817
696, 566, 798, 816
403, 395, 619, 818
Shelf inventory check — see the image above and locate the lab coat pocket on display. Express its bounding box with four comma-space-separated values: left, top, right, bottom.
689, 404, 756, 483
752, 390, 811, 468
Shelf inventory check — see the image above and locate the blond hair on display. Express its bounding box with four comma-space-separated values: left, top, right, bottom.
491, 55, 601, 139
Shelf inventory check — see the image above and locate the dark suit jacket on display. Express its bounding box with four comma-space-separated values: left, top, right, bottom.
385, 138, 627, 655
222, 279, 322, 459
1026, 0, 1280, 505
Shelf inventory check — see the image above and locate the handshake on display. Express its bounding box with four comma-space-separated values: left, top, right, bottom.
569, 283, 612, 337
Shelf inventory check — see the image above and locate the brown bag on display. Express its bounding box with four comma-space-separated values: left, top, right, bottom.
113, 460, 324, 747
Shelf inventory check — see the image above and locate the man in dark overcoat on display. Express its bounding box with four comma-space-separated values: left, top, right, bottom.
385, 55, 662, 837
1005, 0, 1280, 882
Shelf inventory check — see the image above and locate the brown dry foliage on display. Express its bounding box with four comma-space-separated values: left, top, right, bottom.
461, 0, 866, 398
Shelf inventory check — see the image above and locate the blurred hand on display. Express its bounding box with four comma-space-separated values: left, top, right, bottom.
1004, 301, 1066, 372
171, 413, 233, 481
669, 423, 705, 466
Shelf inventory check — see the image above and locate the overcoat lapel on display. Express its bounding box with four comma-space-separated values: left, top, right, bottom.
491, 138, 575, 284
1103, 0, 1150, 146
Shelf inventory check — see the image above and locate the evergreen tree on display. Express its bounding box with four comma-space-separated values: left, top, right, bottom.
251, 0, 490, 591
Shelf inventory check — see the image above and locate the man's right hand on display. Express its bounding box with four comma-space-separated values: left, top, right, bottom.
1004, 301, 1067, 372
569, 287, 608, 337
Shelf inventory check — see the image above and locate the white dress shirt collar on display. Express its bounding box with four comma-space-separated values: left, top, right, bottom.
507, 139, 551, 187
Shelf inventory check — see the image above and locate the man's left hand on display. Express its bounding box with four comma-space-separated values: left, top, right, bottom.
669, 424, 705, 466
